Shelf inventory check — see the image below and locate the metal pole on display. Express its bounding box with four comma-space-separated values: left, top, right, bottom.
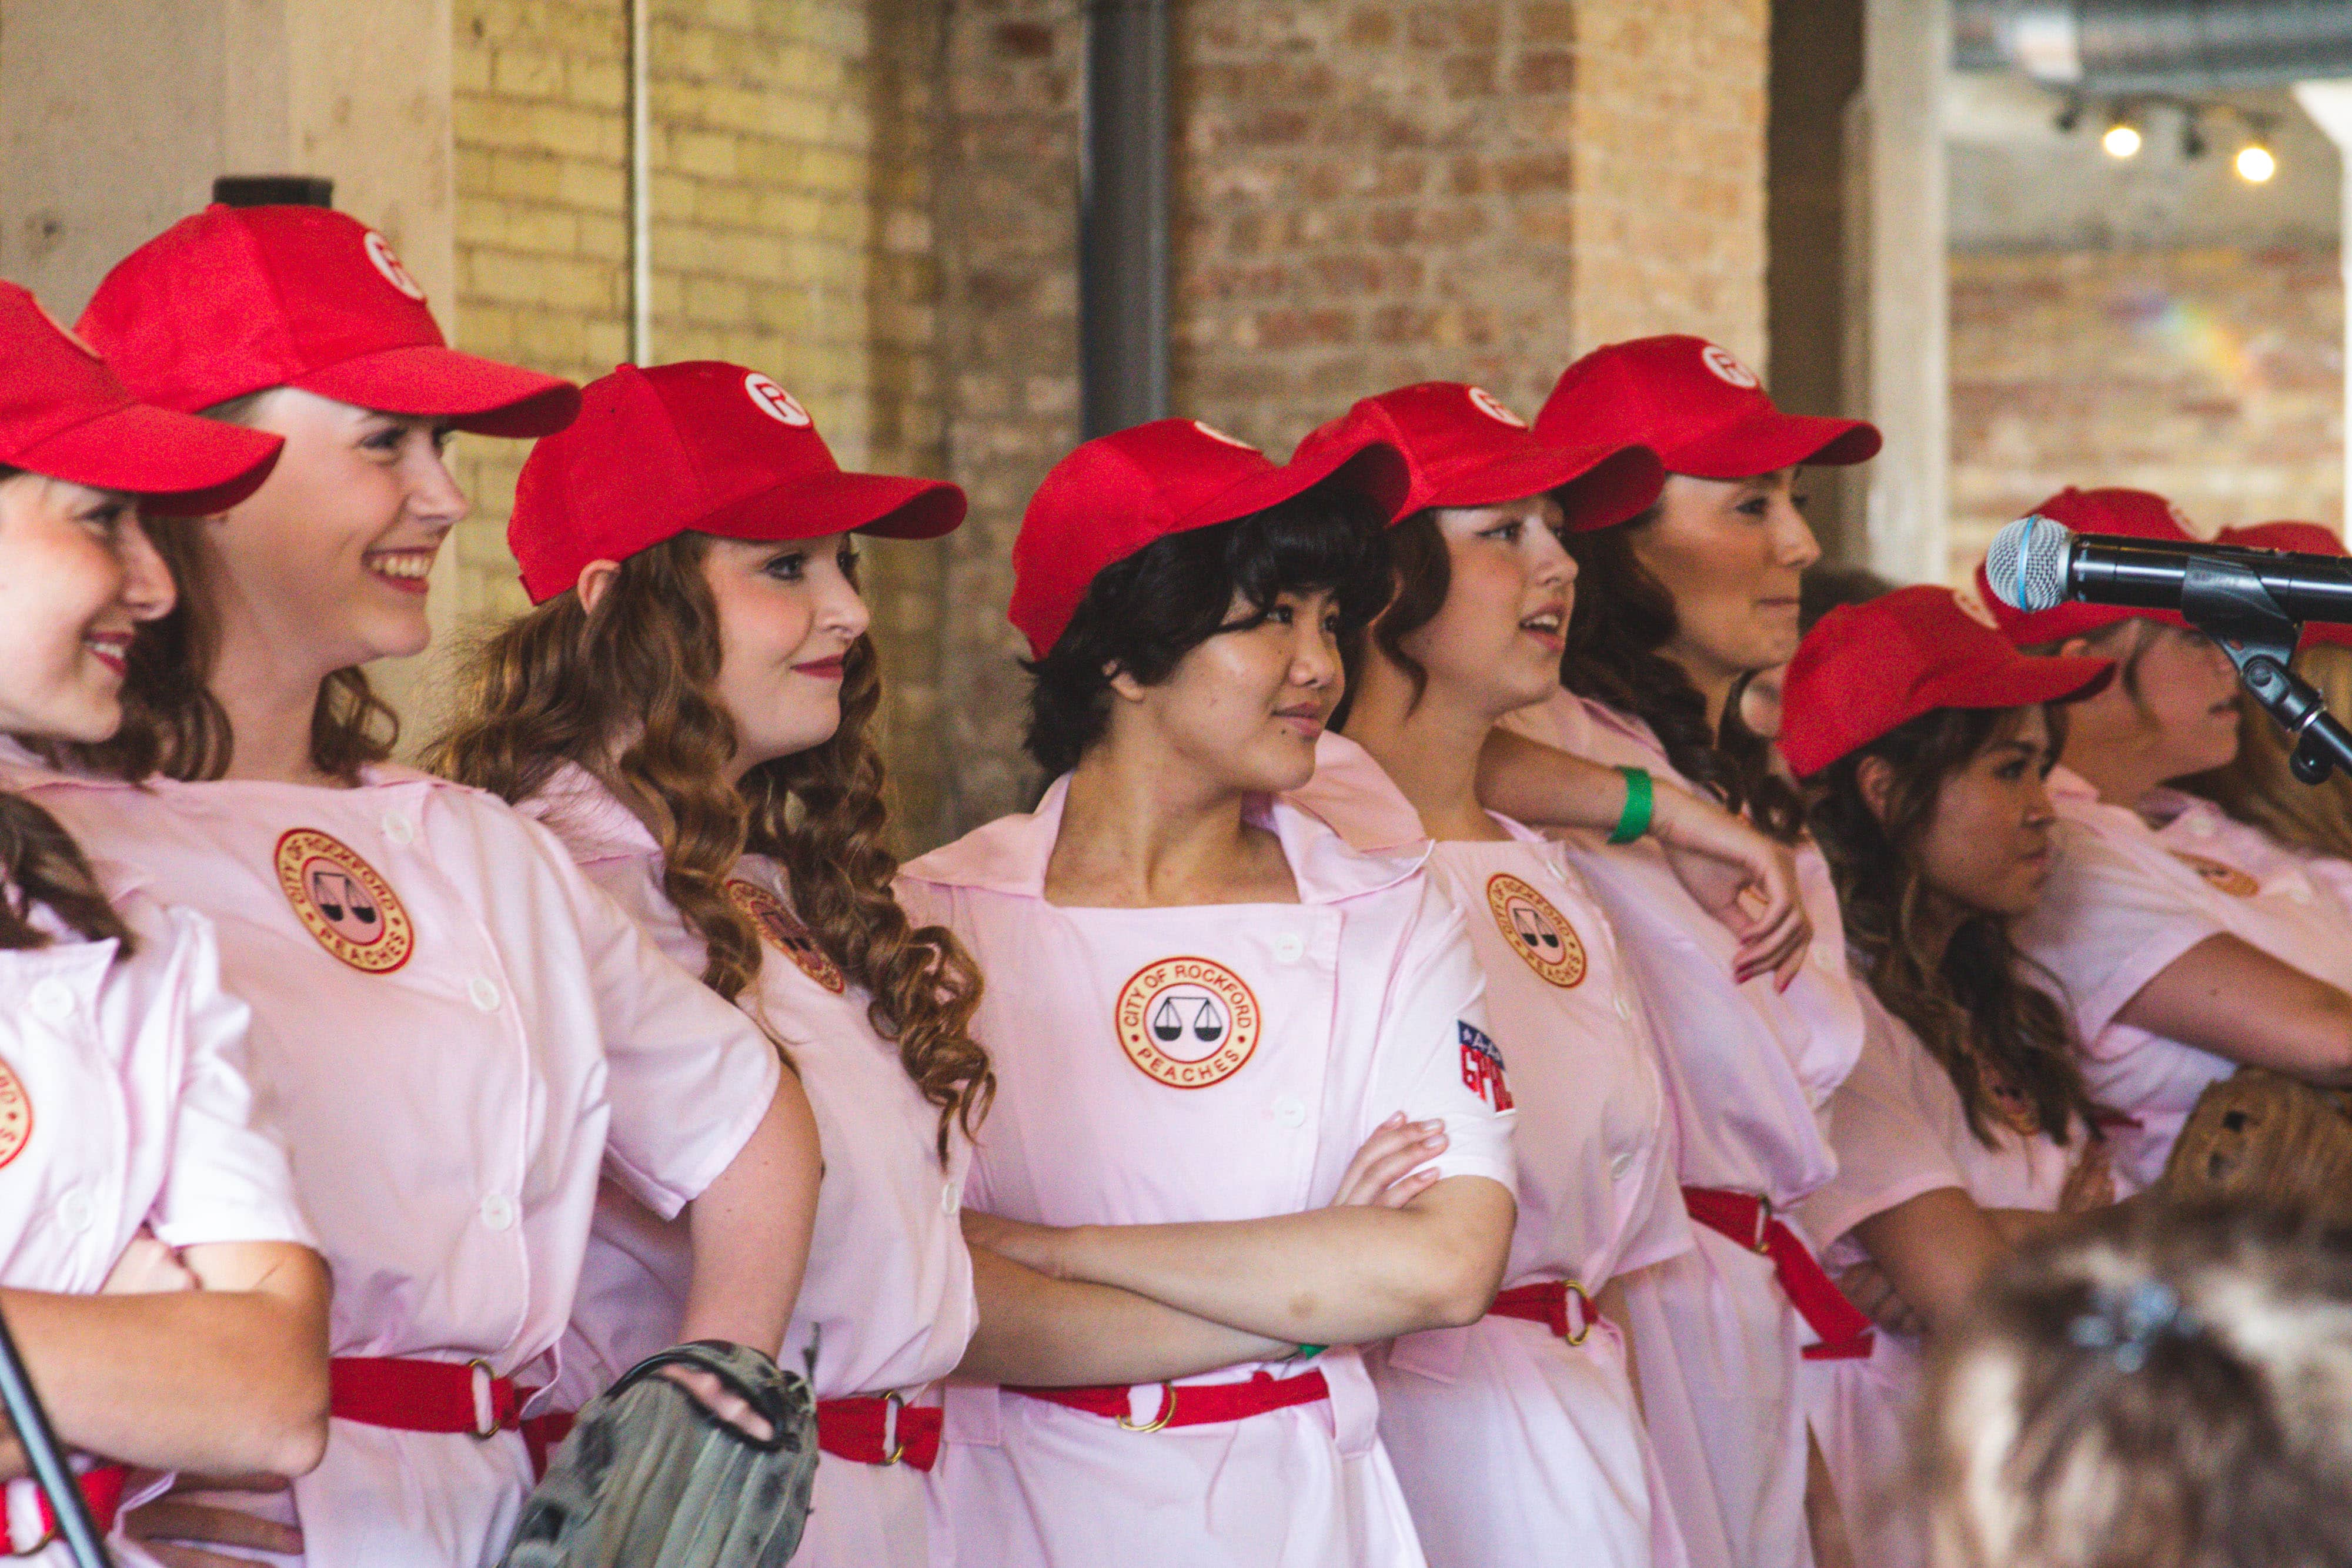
1079, 0, 1169, 439
627, 0, 654, 366
0, 1307, 109, 1568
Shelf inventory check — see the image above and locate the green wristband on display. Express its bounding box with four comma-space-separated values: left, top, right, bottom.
1608, 765, 1654, 845
1291, 1343, 1328, 1360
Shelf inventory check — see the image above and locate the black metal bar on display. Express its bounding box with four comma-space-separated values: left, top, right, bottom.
1079, 0, 1169, 439
0, 1306, 110, 1568
212, 176, 333, 209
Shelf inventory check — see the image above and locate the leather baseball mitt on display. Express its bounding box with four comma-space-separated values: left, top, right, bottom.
2159, 1067, 2352, 1224
499, 1340, 817, 1568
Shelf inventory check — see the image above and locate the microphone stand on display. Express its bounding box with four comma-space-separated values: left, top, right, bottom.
2178, 554, 2352, 784
0, 1304, 111, 1567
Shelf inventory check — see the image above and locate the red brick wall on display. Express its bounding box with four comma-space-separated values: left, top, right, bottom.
1949, 245, 2344, 580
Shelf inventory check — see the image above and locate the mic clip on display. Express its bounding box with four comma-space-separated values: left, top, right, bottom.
2179, 557, 2352, 785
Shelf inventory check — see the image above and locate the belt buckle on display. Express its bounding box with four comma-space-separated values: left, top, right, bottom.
1751, 1193, 1775, 1255
467, 1359, 503, 1441
1117, 1382, 1177, 1433
1562, 1281, 1593, 1347
881, 1392, 907, 1466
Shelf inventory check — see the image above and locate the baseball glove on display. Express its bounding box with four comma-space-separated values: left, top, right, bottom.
2158, 1067, 2352, 1224
499, 1340, 818, 1568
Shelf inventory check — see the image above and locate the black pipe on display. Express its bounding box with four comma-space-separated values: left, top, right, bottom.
1079, 0, 1169, 440
1959, 0, 2352, 91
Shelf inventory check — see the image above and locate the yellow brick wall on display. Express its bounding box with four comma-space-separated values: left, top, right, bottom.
437, 0, 950, 835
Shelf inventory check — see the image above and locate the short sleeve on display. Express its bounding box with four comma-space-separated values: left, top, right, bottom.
1796, 993, 1967, 1252
145, 907, 317, 1251
2016, 815, 2229, 1050
566, 860, 784, 1218
1362, 883, 1518, 1196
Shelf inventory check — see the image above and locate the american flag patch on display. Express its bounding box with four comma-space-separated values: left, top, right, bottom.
1458, 1021, 1513, 1112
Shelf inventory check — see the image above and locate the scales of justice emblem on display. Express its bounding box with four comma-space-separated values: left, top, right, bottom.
1114, 955, 1262, 1089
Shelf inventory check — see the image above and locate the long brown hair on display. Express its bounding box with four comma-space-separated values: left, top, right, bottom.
1562, 514, 1807, 841
0, 793, 132, 954
427, 533, 991, 1158
2180, 643, 2352, 861
36, 393, 397, 784
1806, 704, 2099, 1148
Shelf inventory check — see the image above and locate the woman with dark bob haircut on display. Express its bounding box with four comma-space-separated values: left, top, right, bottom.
897, 417, 1520, 1568
1778, 586, 2123, 1568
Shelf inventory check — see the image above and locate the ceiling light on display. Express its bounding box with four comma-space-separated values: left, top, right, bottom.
2102, 119, 2143, 158
2236, 142, 2277, 183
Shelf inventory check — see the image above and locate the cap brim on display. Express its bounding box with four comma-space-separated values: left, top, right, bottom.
18, 402, 285, 516
298, 345, 582, 437
693, 468, 967, 544
1668, 409, 1881, 479
1424, 443, 1666, 534
1926, 653, 2115, 712
1176, 435, 1415, 534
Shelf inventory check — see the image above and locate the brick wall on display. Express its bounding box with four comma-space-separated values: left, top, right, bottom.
924, 0, 1774, 836
1949, 244, 2344, 580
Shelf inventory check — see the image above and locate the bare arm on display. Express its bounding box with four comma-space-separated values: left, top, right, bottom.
2117, 933, 2352, 1085
975, 1176, 1516, 1346
1846, 1188, 2006, 1335
1475, 727, 1811, 986
0, 1240, 329, 1479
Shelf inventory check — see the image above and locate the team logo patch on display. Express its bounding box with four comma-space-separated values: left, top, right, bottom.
1458, 1021, 1514, 1111
725, 877, 847, 994
0, 1056, 30, 1168
1485, 873, 1588, 988
1465, 386, 1528, 428
274, 829, 414, 973
363, 230, 428, 302
1191, 420, 1259, 452
744, 372, 812, 427
2171, 851, 2259, 898
1114, 955, 1261, 1089
1700, 344, 1759, 389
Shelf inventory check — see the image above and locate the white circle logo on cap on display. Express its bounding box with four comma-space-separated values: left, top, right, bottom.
744, 372, 812, 427
1466, 387, 1528, 427
363, 231, 427, 302
1192, 420, 1259, 452
1700, 344, 1759, 389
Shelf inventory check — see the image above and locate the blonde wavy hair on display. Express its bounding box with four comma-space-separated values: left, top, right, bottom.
2181, 643, 2352, 862
426, 533, 991, 1158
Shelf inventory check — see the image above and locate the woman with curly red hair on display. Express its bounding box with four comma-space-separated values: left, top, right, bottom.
435, 363, 1384, 1568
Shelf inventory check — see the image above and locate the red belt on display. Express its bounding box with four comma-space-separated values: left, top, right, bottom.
330, 1356, 521, 1437
1012, 1369, 1330, 1432
520, 1398, 947, 1477
1489, 1279, 1603, 1345
1683, 1187, 1875, 1362
8, 1465, 128, 1556
818, 1395, 943, 1471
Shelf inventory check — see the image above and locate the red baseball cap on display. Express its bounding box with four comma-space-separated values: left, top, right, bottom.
1779, 584, 2114, 778
1009, 417, 1411, 660
1293, 382, 1663, 531
1973, 486, 2197, 646
510, 361, 965, 604
0, 282, 282, 516
2217, 520, 2352, 649
78, 205, 579, 437
1535, 335, 1880, 479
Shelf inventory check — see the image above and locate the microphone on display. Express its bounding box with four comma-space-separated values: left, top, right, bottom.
1985, 514, 2352, 626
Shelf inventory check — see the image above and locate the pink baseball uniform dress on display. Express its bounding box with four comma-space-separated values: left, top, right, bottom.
894, 778, 1518, 1568
1497, 690, 1870, 1568
0, 783, 315, 1564
2017, 769, 2352, 1189
1292, 733, 1694, 1568
1796, 985, 2097, 1568
10, 753, 782, 1568
516, 765, 977, 1568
